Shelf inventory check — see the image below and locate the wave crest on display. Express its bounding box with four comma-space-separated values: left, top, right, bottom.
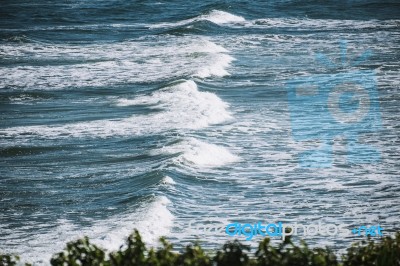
1, 80, 232, 139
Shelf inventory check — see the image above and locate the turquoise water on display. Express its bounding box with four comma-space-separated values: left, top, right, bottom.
1, 1, 400, 264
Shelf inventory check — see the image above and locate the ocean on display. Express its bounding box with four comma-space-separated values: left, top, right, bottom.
1, 0, 399, 264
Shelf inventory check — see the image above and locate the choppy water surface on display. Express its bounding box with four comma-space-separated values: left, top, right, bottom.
1, 1, 399, 264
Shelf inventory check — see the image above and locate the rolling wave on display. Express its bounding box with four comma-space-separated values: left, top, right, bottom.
150, 10, 246, 29
0, 37, 234, 90
0, 80, 232, 141
158, 138, 240, 168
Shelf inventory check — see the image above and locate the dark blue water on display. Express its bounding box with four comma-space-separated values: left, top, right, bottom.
1, 0, 400, 264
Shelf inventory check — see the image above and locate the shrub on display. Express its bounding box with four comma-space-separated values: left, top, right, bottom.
50, 236, 106, 266
0, 254, 20, 266
213, 240, 250, 266
177, 243, 211, 266
343, 233, 400, 266
254, 237, 338, 266
2, 231, 399, 266
109, 230, 148, 266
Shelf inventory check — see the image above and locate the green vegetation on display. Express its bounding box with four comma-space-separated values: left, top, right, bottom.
1, 231, 399, 266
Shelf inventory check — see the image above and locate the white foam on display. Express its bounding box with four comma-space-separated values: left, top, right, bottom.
8, 94, 40, 105
91, 196, 174, 248
0, 37, 233, 90
1, 80, 232, 138
194, 53, 235, 78
200, 10, 246, 25
249, 18, 400, 30
160, 138, 240, 168
162, 176, 176, 185
150, 10, 245, 29
9, 196, 174, 265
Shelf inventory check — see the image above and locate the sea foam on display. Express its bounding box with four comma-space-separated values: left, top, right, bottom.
10, 196, 174, 265
150, 10, 245, 29
200, 10, 246, 25
0, 37, 233, 90
1, 80, 232, 139
160, 138, 240, 168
